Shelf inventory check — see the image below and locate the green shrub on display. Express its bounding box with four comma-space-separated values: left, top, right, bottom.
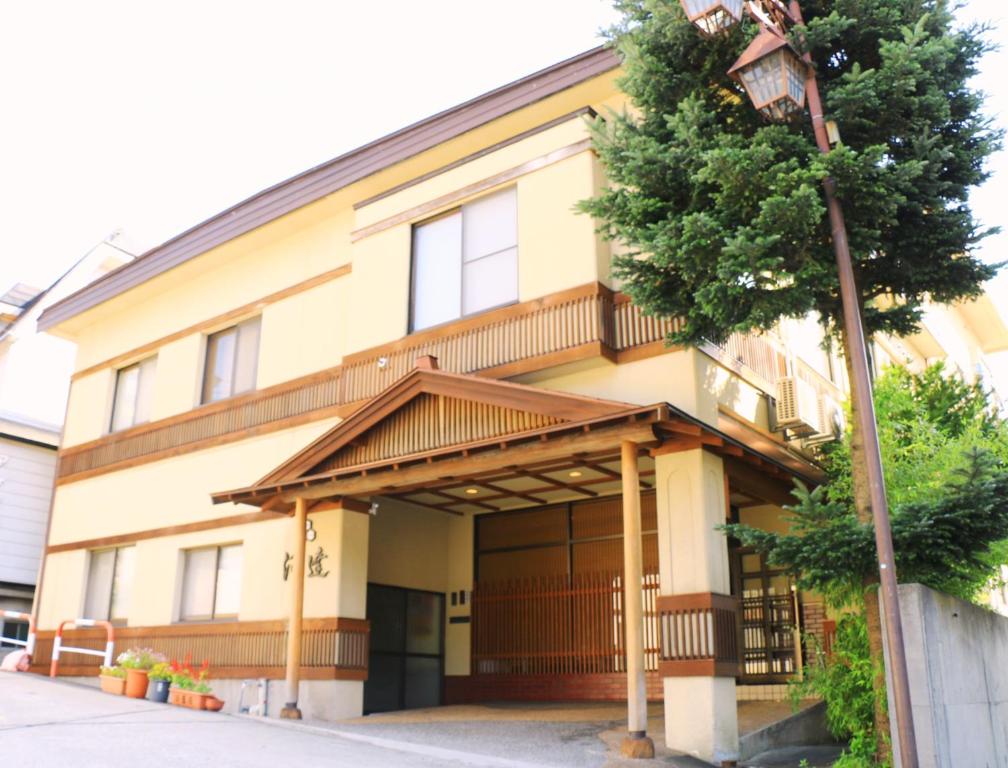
791, 615, 886, 768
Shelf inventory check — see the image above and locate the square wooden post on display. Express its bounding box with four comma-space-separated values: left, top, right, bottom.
620, 440, 655, 759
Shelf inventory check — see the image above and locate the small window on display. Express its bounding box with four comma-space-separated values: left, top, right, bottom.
1, 620, 29, 649
83, 546, 135, 624
411, 187, 517, 332
179, 544, 242, 621
110, 357, 156, 431
201, 317, 261, 403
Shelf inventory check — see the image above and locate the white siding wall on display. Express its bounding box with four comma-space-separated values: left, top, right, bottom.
0, 436, 56, 587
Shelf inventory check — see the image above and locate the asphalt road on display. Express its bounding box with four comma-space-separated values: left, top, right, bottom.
0, 673, 526, 767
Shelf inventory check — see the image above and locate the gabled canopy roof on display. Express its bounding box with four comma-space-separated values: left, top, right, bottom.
212, 357, 819, 514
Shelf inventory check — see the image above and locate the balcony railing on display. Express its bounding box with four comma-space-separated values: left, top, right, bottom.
57, 282, 838, 483
30, 617, 369, 681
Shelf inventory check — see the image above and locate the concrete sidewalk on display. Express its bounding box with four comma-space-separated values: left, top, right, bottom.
0, 674, 492, 767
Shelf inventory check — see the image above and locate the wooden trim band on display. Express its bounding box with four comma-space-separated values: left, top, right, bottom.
353, 107, 597, 210
349, 139, 594, 242
45, 510, 288, 554
29, 665, 367, 681
657, 659, 741, 678
71, 263, 352, 381
655, 592, 739, 613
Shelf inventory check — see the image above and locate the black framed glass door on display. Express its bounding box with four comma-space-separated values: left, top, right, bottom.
364, 583, 444, 713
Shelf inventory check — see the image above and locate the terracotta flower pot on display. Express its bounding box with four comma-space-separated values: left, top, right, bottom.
169, 687, 210, 710
204, 696, 225, 712
99, 674, 126, 695
124, 668, 149, 699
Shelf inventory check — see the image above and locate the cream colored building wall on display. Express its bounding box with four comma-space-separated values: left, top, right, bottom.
49, 419, 336, 546
38, 500, 369, 630
446, 514, 474, 676
70, 204, 354, 375
367, 499, 450, 594
522, 348, 720, 424
60, 125, 609, 449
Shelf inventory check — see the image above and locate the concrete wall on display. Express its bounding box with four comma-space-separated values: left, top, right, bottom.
883, 583, 1008, 768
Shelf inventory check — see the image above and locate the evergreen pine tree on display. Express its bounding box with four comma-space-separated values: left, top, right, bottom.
582, 1, 1002, 760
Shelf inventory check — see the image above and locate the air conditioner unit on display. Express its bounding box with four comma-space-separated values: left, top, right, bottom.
805, 393, 845, 446
774, 376, 821, 436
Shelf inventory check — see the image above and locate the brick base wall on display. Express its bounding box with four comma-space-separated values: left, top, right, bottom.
801, 600, 827, 664
444, 672, 663, 704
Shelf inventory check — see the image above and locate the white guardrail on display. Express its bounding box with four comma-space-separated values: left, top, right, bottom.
49, 618, 115, 677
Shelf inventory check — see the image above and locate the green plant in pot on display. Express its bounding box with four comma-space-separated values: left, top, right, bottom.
147, 662, 173, 703
117, 647, 166, 699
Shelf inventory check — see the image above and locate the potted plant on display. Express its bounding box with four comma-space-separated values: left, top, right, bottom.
167, 654, 214, 710
117, 647, 166, 699
98, 666, 127, 695
147, 662, 172, 703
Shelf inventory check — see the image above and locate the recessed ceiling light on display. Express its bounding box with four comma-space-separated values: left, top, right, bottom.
568, 470, 583, 478
465, 487, 479, 495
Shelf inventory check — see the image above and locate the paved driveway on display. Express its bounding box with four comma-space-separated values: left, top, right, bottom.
0, 674, 526, 767
7, 673, 841, 767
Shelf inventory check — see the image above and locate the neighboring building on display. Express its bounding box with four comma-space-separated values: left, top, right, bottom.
28, 49, 1008, 764
0, 237, 132, 650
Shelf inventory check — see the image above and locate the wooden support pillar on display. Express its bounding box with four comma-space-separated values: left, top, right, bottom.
620, 440, 655, 759
281, 496, 307, 719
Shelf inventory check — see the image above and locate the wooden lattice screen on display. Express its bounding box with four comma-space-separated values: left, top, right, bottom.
471, 571, 661, 676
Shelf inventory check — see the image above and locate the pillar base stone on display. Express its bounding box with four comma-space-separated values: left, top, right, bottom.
280, 705, 302, 720
620, 735, 655, 759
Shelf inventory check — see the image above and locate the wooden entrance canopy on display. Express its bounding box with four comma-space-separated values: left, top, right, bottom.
211, 356, 818, 514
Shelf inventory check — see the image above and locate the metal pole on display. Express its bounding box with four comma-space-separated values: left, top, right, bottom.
788, 3, 918, 764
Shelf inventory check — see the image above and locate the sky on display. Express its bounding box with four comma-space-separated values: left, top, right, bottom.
0, 0, 1004, 370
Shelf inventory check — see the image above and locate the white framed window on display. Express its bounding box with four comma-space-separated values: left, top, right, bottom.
201, 317, 261, 404
410, 187, 518, 332
179, 544, 242, 621
83, 546, 135, 624
110, 357, 157, 432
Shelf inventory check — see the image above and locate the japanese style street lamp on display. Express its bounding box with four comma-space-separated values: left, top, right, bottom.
679, 0, 745, 35
678, 1, 921, 766
727, 28, 808, 120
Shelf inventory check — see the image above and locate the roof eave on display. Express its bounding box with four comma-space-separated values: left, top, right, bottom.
37, 45, 621, 333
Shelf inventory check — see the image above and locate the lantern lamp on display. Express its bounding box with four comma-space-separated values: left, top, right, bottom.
678, 0, 745, 36
727, 28, 809, 121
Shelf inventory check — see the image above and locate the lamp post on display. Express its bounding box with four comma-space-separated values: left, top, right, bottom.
678, 2, 919, 766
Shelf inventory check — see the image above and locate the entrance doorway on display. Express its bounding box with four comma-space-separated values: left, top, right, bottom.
363, 583, 445, 713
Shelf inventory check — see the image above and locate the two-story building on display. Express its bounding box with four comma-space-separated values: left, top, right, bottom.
29, 48, 1008, 764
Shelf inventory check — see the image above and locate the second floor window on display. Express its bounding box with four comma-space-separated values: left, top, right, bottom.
202, 317, 261, 404
83, 546, 135, 624
179, 544, 242, 621
110, 357, 156, 431
411, 187, 518, 332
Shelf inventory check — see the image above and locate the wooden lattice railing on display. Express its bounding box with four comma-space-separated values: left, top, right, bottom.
471, 571, 661, 677
29, 617, 369, 681
657, 592, 742, 678
57, 281, 801, 483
